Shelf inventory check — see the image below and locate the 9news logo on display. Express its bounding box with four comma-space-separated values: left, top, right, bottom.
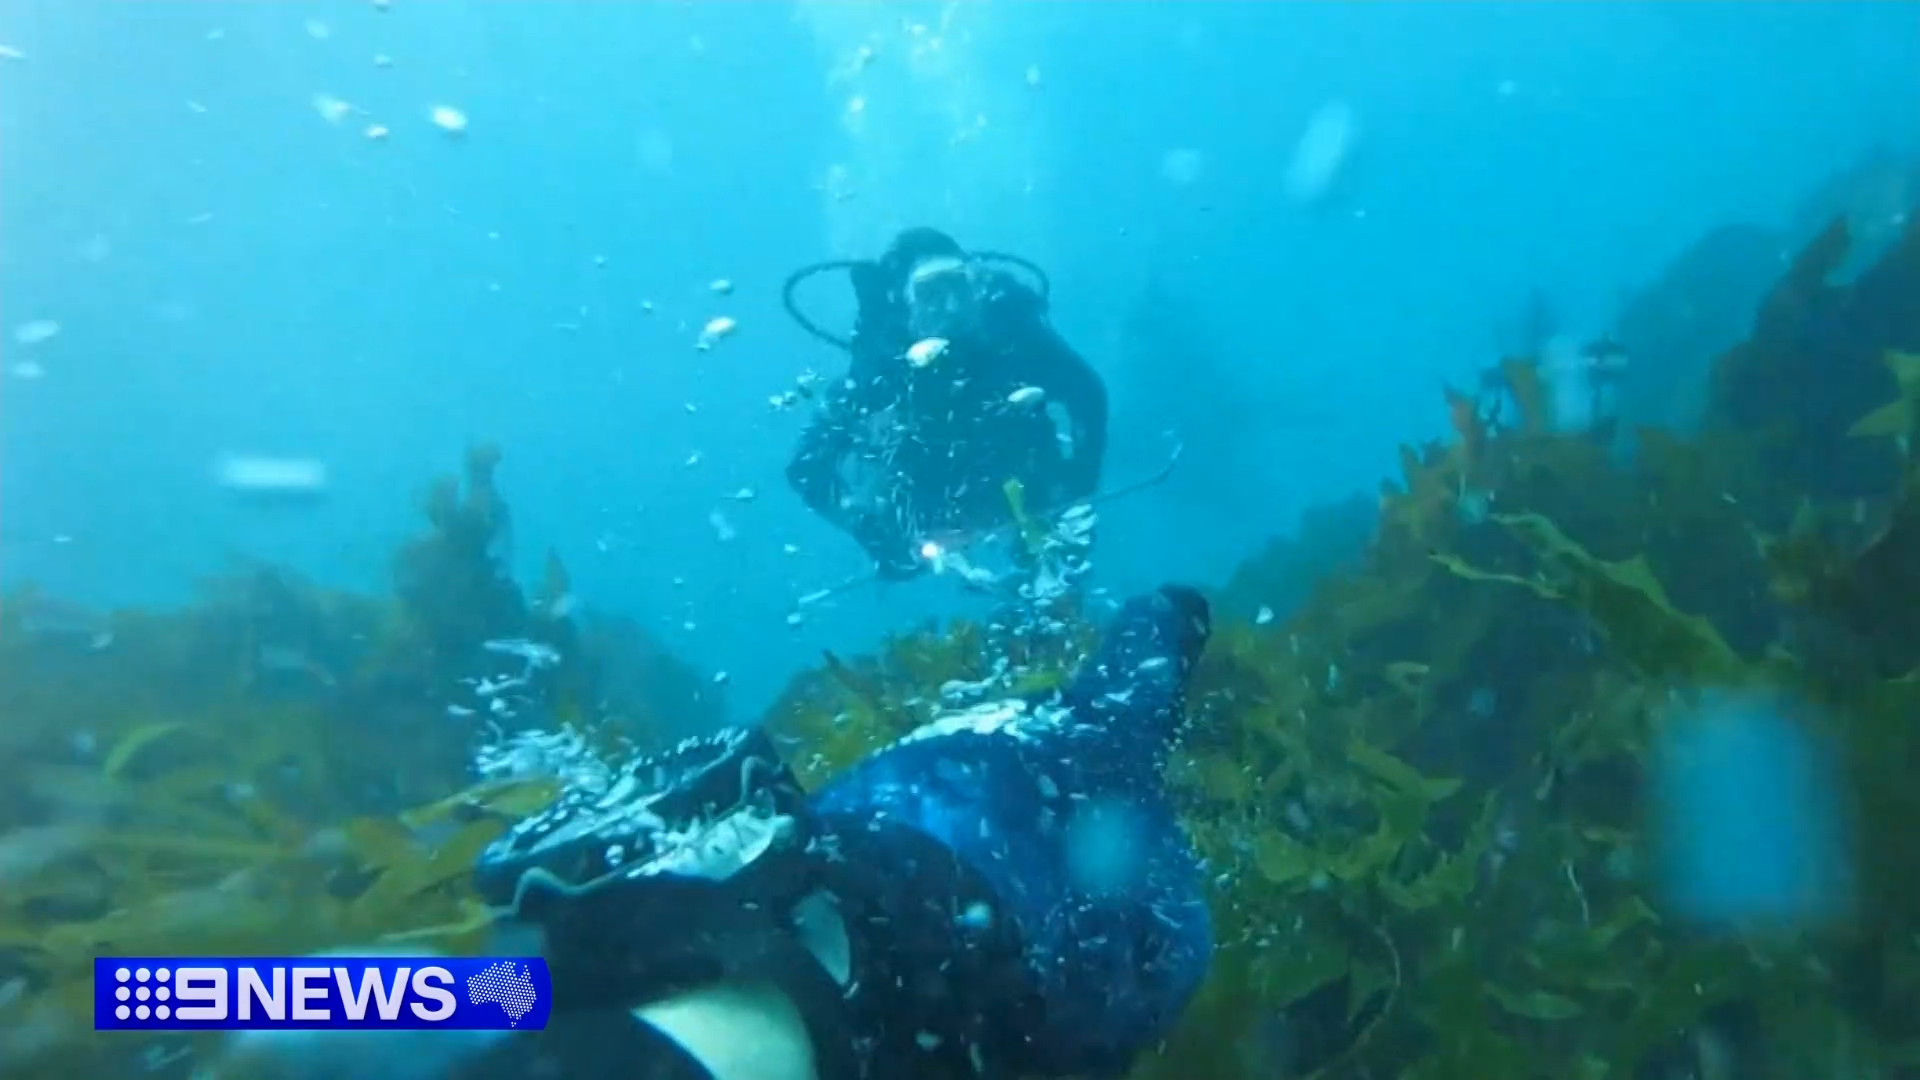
94, 957, 552, 1032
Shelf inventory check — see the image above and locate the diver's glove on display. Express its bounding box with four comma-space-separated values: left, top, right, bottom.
469, 727, 858, 1053
468, 587, 1215, 1079
871, 550, 923, 582
848, 510, 924, 581
802, 584, 1218, 1077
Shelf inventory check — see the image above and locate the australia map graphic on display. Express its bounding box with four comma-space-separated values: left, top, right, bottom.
464, 961, 540, 1027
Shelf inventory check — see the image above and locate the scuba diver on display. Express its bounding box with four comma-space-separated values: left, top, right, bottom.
213, 585, 1211, 1080
782, 227, 1110, 580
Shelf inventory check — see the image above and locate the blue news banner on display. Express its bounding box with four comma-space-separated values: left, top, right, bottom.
95, 957, 552, 1032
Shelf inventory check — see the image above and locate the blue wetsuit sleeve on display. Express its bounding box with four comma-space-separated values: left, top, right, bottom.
807, 586, 1215, 1077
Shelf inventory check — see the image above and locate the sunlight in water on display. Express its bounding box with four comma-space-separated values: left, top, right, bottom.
795, 0, 1052, 258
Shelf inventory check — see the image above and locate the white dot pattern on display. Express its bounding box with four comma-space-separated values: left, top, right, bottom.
465, 962, 540, 1027
108, 964, 174, 1024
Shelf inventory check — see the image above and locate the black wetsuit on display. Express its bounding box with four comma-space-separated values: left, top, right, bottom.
786, 260, 1108, 572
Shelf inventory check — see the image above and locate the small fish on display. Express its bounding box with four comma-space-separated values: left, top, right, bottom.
474, 674, 528, 698
16, 599, 115, 650
12, 319, 60, 345
1581, 334, 1630, 376
215, 455, 329, 504
905, 337, 949, 367
0, 825, 90, 882
709, 278, 733, 295
255, 644, 337, 686
1283, 100, 1359, 204
311, 93, 353, 124
429, 104, 468, 134
482, 638, 562, 669
1007, 385, 1046, 406
696, 316, 737, 350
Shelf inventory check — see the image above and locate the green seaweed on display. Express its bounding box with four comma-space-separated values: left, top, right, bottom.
2, 213, 1918, 1080
0, 446, 726, 1077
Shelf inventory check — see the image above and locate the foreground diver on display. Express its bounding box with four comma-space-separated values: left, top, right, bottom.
782, 227, 1110, 579
425, 584, 1212, 1080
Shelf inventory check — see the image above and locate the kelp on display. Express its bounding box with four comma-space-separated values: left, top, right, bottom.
764, 217, 1920, 1079
0, 448, 719, 1076
2, 212, 1918, 1078
762, 611, 1096, 786
1122, 215, 1920, 1080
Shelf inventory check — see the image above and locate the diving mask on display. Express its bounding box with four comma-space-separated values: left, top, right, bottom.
906, 256, 981, 339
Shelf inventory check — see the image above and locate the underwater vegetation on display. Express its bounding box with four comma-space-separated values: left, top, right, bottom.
0, 209, 1914, 1077
1151, 214, 1920, 1080
769, 213, 1920, 1080
0, 445, 722, 1074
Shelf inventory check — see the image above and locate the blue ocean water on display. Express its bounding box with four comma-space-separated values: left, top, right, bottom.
0, 0, 1914, 719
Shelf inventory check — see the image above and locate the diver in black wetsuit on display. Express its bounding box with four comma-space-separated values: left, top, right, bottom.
222, 585, 1211, 1080
783, 227, 1110, 579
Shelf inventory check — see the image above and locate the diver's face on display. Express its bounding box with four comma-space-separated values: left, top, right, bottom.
905, 256, 980, 340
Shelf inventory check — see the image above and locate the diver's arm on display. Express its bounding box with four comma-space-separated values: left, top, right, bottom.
788, 367, 922, 575
982, 273, 1108, 497
807, 585, 1215, 1076
785, 386, 860, 523
1034, 328, 1109, 499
